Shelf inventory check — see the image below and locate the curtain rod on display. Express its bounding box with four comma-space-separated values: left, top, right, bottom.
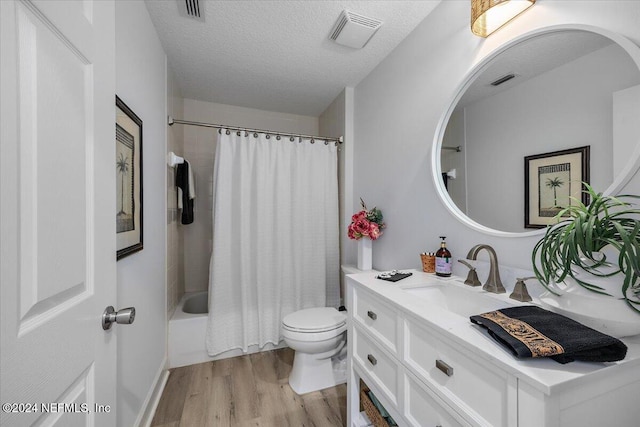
168, 116, 343, 145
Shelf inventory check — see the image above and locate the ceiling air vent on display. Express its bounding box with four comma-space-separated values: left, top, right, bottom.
330, 10, 383, 49
490, 73, 517, 86
178, 0, 205, 22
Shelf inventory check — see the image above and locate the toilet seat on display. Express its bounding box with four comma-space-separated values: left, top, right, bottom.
282, 307, 346, 333
282, 324, 347, 343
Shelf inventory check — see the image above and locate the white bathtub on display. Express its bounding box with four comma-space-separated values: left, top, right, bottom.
168, 291, 285, 368
169, 291, 209, 368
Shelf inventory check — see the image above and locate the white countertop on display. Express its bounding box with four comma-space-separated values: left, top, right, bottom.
347, 269, 640, 395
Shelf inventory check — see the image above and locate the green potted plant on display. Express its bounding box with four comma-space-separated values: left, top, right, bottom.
532, 184, 640, 335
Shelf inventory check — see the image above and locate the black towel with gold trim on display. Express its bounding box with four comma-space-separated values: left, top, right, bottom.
470, 306, 627, 364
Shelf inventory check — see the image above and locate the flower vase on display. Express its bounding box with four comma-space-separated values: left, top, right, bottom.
357, 238, 372, 271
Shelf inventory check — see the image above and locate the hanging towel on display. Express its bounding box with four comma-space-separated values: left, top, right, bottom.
470, 306, 627, 364
176, 160, 195, 224
187, 160, 195, 200
177, 160, 196, 209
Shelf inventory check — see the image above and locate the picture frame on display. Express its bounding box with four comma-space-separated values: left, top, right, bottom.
524, 146, 590, 229
116, 96, 143, 259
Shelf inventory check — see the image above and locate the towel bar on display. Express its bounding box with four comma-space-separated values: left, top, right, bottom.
167, 151, 184, 167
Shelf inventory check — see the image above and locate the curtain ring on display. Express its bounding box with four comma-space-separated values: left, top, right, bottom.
310, 138, 315, 144
276, 135, 281, 140
236, 131, 241, 136
324, 140, 329, 145
225, 129, 231, 135
244, 131, 248, 137
218, 129, 221, 134
290, 136, 295, 142
253, 132, 258, 138
266, 134, 271, 139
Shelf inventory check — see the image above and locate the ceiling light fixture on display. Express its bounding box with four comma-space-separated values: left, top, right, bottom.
471, 0, 535, 38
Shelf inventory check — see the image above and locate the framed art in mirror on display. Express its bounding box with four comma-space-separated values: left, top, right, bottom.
524, 146, 589, 228
116, 95, 143, 259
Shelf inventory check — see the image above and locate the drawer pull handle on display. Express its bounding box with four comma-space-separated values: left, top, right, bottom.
367, 354, 377, 366
367, 310, 377, 320
436, 359, 453, 377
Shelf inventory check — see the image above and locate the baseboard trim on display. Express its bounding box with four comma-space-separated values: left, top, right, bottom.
136, 358, 170, 427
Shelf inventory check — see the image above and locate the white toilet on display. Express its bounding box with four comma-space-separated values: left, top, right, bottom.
282, 265, 365, 394
282, 307, 347, 394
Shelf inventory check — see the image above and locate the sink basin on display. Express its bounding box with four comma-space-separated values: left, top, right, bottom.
401, 282, 517, 318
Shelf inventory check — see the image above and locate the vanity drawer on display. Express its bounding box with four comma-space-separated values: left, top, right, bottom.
353, 325, 401, 406
353, 287, 399, 355
404, 371, 471, 427
404, 319, 513, 427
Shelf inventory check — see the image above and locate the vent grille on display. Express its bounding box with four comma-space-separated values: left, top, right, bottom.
330, 15, 349, 41
490, 73, 517, 86
330, 10, 383, 49
178, 0, 205, 22
347, 13, 381, 29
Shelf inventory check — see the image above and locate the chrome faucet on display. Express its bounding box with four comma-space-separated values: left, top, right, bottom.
466, 244, 506, 294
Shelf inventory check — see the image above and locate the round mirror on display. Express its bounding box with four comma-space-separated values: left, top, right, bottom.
433, 26, 640, 236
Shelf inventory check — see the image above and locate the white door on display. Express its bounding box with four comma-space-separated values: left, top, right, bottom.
1, 1, 117, 426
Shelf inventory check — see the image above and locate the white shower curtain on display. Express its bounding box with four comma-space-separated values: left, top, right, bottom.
206, 130, 340, 356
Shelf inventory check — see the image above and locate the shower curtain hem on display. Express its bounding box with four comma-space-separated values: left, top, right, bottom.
206, 338, 285, 357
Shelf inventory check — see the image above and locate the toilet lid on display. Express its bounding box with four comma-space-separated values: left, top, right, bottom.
282, 307, 346, 332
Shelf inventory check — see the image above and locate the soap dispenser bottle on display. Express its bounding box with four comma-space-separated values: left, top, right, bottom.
435, 236, 452, 277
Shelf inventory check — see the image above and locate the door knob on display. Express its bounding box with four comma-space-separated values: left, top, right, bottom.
102, 306, 136, 330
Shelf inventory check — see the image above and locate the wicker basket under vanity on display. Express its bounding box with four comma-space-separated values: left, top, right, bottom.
360, 387, 391, 427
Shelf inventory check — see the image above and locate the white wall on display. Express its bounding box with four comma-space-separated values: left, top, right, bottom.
167, 64, 185, 316
320, 88, 355, 302
181, 99, 320, 292
614, 84, 640, 173
353, 1, 640, 279
115, 2, 167, 426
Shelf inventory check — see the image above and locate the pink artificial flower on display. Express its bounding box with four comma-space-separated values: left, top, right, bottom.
352, 210, 367, 222
347, 223, 357, 240
354, 218, 370, 236
369, 222, 382, 240
348, 199, 385, 241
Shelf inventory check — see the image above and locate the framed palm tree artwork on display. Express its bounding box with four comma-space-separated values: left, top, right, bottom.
116, 96, 143, 259
524, 146, 590, 229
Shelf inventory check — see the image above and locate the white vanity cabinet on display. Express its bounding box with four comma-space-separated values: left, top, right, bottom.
346, 272, 640, 427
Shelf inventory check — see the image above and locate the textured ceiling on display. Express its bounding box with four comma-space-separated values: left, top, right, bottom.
145, 0, 441, 116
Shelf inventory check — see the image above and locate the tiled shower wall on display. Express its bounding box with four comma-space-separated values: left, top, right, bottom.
166, 64, 185, 315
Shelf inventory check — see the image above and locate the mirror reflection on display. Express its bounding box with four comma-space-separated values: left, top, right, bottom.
440, 30, 640, 233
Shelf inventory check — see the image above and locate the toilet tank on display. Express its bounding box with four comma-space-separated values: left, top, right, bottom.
340, 265, 377, 307
341, 264, 364, 277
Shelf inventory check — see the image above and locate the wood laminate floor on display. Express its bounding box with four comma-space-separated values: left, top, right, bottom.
150, 348, 347, 427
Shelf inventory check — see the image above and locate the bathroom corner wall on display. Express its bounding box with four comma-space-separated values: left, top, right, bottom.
167, 64, 185, 316
181, 99, 320, 293
320, 88, 355, 302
